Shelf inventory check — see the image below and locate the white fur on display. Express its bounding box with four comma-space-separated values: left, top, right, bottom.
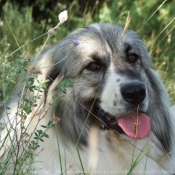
1, 88, 174, 174
1, 114, 169, 174
100, 63, 125, 116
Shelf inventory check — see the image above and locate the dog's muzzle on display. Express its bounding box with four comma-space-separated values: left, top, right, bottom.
97, 108, 151, 140
97, 108, 123, 132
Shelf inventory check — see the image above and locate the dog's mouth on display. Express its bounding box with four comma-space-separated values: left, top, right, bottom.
97, 109, 151, 139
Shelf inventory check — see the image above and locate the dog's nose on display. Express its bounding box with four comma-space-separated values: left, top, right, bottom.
121, 83, 146, 105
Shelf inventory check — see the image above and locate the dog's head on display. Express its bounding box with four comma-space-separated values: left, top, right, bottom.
34, 23, 172, 153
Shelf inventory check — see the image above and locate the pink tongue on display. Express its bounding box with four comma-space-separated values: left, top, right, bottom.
117, 112, 151, 139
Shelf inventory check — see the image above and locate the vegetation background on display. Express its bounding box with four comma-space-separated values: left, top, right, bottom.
0, 0, 175, 174
0, 0, 175, 112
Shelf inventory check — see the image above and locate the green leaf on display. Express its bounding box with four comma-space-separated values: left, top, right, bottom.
58, 79, 74, 94
41, 125, 47, 128
34, 132, 38, 137
43, 133, 49, 138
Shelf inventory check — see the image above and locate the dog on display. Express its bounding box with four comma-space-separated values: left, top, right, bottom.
1, 23, 175, 174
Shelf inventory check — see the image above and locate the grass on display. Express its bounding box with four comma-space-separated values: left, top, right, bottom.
0, 1, 175, 104
0, 0, 175, 174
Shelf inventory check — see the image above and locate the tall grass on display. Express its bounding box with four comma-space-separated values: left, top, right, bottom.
0, 0, 175, 174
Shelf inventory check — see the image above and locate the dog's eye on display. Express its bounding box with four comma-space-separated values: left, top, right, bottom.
87, 62, 101, 71
128, 54, 138, 63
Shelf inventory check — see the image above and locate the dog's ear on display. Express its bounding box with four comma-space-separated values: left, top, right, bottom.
146, 68, 173, 154
30, 39, 76, 115
27, 50, 63, 115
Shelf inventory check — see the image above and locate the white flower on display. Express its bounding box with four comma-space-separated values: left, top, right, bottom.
58, 10, 68, 24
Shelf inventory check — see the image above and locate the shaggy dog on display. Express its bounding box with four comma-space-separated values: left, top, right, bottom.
1, 23, 175, 174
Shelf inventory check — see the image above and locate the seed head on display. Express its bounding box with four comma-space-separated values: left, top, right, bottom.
58, 10, 68, 24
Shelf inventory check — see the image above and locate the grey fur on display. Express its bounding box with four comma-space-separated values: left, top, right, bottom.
5, 23, 173, 155
26, 23, 173, 153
